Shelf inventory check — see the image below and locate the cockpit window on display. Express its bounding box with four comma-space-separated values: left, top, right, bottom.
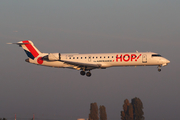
152, 54, 162, 57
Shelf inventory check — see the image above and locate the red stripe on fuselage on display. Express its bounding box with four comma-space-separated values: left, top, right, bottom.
23, 41, 39, 58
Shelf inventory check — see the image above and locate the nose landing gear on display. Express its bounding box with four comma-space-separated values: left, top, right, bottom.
80, 71, 92, 77
158, 65, 161, 72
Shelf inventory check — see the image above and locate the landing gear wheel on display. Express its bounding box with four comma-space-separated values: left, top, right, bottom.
86, 72, 91, 77
80, 71, 85, 76
158, 65, 161, 72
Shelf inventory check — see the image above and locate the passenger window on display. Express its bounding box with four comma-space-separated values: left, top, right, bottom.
69, 57, 71, 59
85, 57, 86, 59
77, 57, 78, 59
96, 57, 98, 59
104, 56, 106, 58
81, 57, 82, 59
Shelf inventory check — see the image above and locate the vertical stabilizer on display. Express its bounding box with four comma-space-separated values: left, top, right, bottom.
8, 40, 42, 59
20, 40, 41, 59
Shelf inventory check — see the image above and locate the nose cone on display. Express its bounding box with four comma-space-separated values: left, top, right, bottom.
166, 59, 170, 64
161, 58, 170, 66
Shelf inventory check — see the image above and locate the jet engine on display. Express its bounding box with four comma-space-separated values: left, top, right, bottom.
43, 53, 61, 61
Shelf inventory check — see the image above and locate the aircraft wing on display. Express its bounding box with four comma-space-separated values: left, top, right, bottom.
60, 60, 102, 70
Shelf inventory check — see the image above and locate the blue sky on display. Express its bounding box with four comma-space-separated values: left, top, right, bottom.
0, 1, 180, 120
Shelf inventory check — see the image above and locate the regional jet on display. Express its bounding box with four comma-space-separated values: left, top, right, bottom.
8, 40, 170, 77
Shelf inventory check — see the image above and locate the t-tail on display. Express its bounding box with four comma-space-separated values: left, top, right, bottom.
7, 40, 42, 59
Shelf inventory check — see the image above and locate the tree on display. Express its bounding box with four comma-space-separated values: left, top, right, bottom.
128, 104, 134, 120
121, 111, 125, 120
121, 98, 144, 120
89, 102, 99, 120
99, 105, 107, 120
121, 99, 133, 120
131, 97, 144, 120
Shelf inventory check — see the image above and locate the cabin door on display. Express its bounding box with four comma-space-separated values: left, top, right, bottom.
142, 54, 147, 63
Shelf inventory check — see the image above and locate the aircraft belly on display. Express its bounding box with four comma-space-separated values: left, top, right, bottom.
40, 61, 64, 68
110, 61, 144, 67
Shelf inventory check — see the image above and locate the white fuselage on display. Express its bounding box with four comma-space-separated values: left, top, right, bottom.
9, 40, 170, 77
28, 52, 170, 69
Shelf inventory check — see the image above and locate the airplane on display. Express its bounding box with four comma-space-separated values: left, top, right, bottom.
8, 40, 170, 77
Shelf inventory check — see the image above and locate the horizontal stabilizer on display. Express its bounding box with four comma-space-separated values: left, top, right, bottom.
7, 42, 30, 45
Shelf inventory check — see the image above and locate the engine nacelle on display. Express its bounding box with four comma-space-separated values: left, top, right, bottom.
43, 53, 61, 61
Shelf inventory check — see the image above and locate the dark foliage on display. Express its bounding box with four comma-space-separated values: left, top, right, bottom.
131, 97, 145, 120
89, 102, 99, 120
121, 99, 133, 120
121, 97, 145, 120
99, 105, 107, 120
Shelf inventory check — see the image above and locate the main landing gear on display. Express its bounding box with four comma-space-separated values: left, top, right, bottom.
80, 71, 92, 77
158, 65, 161, 72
